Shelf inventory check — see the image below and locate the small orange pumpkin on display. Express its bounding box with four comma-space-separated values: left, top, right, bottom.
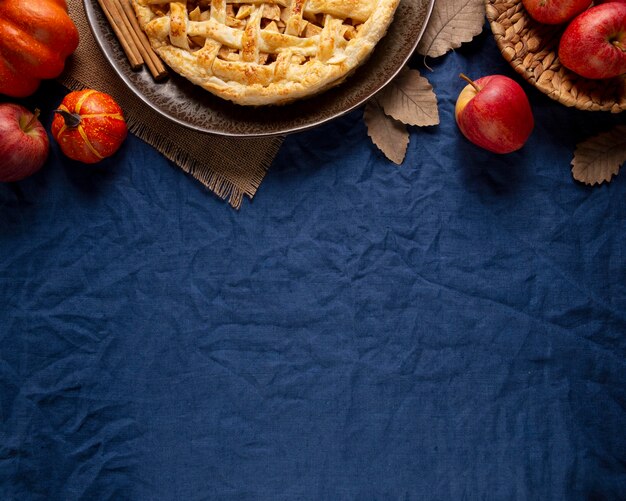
52, 89, 128, 164
0, 0, 79, 97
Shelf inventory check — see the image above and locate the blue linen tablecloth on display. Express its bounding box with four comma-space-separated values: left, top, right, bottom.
1, 26, 625, 500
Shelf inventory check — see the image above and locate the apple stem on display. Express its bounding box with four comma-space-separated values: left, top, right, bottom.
23, 108, 41, 133
459, 73, 481, 92
53, 109, 82, 128
613, 40, 625, 52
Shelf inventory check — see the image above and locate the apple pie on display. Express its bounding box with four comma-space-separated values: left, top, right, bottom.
131, 0, 400, 105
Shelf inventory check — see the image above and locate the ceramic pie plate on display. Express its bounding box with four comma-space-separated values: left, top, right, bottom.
84, 0, 435, 137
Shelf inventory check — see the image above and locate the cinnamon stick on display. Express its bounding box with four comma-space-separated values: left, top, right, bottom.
109, 0, 147, 66
117, 0, 169, 81
97, 0, 143, 70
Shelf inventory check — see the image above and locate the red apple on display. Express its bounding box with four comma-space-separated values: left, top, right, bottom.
455, 74, 534, 154
522, 0, 591, 24
0, 103, 49, 182
558, 3, 626, 79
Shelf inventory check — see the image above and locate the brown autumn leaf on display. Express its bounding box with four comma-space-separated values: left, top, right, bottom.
416, 0, 486, 59
571, 125, 626, 186
364, 99, 410, 165
376, 68, 439, 127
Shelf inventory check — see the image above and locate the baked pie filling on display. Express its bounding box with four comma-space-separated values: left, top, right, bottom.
131, 0, 400, 105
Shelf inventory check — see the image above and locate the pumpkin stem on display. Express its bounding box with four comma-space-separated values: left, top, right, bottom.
23, 108, 41, 133
53, 109, 82, 128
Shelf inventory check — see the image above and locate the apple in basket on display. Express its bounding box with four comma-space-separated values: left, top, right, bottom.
522, 0, 592, 24
454, 74, 534, 154
558, 2, 626, 79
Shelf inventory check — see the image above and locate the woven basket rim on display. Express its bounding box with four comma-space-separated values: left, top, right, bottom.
485, 0, 626, 113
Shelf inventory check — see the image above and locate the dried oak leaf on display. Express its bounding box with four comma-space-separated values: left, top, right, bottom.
364, 99, 409, 165
416, 0, 486, 59
571, 125, 626, 186
376, 68, 439, 127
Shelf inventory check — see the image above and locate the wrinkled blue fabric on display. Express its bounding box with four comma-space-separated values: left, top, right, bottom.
1, 26, 625, 500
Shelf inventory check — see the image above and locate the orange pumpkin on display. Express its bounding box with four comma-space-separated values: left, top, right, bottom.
0, 0, 79, 97
52, 89, 128, 164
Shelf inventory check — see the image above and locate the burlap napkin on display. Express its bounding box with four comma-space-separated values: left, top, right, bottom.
59, 0, 284, 209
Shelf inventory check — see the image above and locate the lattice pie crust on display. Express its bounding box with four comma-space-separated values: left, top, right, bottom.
131, 0, 400, 105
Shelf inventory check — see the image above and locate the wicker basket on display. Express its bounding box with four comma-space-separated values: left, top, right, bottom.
485, 0, 626, 113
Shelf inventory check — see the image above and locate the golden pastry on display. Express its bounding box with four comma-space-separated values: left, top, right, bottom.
131, 0, 400, 105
